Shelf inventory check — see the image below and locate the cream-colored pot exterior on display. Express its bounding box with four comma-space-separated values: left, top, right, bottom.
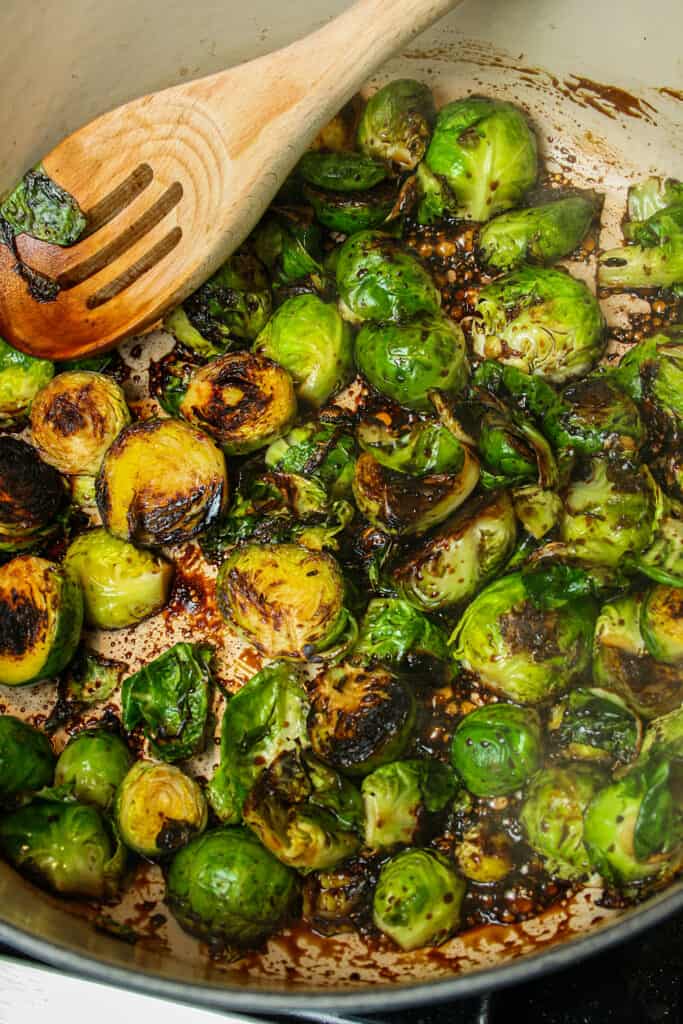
0, 0, 682, 1013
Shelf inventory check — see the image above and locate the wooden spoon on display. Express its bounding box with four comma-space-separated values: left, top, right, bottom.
0, 0, 462, 361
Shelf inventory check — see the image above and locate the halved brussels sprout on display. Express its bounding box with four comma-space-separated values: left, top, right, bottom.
254, 294, 353, 409
614, 328, 683, 427
373, 848, 465, 951
641, 585, 683, 665
0, 337, 54, 429
122, 643, 213, 762
548, 688, 642, 768
0, 556, 83, 686
639, 704, 683, 763
0, 436, 68, 554
207, 661, 309, 824
471, 267, 605, 384
336, 230, 441, 324
0, 798, 125, 899
179, 351, 297, 455
355, 313, 469, 413
449, 571, 596, 703
165, 826, 299, 951
542, 377, 645, 459
297, 151, 387, 191
114, 760, 207, 858
30, 371, 131, 476
357, 412, 464, 478
423, 97, 537, 222
54, 729, 133, 811
392, 490, 517, 612
217, 543, 355, 660
64, 528, 173, 629
355, 597, 451, 678
265, 418, 356, 499
0, 715, 55, 808
303, 180, 396, 234
512, 484, 563, 540
308, 662, 415, 776
96, 417, 228, 547
636, 513, 683, 587
454, 824, 514, 883
358, 78, 436, 170
451, 703, 541, 796
599, 198, 683, 291
478, 195, 598, 271
361, 759, 456, 850
520, 766, 604, 880
352, 447, 479, 537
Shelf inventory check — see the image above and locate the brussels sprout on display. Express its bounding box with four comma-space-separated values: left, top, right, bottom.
265, 418, 356, 499
548, 688, 642, 767
357, 412, 464, 478
53, 729, 133, 811
472, 267, 605, 384
584, 759, 683, 887
0, 798, 125, 898
614, 328, 683, 427
352, 447, 479, 537
206, 661, 309, 824
627, 177, 683, 222
0, 337, 54, 429
641, 585, 683, 665
297, 151, 387, 191
520, 766, 604, 880
122, 643, 213, 762
308, 662, 415, 776
599, 189, 683, 289
392, 490, 517, 612
454, 824, 514, 883
303, 180, 396, 234
355, 598, 450, 679
62, 648, 126, 707
254, 295, 353, 409
252, 208, 325, 287
64, 529, 173, 630
355, 313, 469, 413
542, 376, 645, 458
243, 749, 362, 873
303, 862, 370, 935
165, 826, 298, 950
423, 97, 537, 223
636, 513, 683, 587
559, 460, 660, 568
0, 715, 55, 808
474, 395, 558, 490
30, 371, 130, 478
96, 418, 228, 547
593, 593, 683, 720
114, 760, 207, 857
449, 572, 596, 703
335, 230, 441, 324
358, 79, 436, 170
451, 703, 541, 797
361, 759, 456, 850
149, 348, 202, 418
512, 484, 563, 540
478, 195, 599, 271
373, 848, 465, 951
0, 165, 86, 246
178, 351, 297, 455
639, 704, 683, 763
0, 437, 68, 555
164, 249, 272, 357
0, 556, 83, 686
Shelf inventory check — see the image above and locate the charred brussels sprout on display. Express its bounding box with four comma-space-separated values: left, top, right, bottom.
357, 412, 464, 477
0, 436, 68, 554
361, 759, 456, 849
114, 760, 207, 857
96, 418, 228, 547
449, 572, 596, 704
451, 703, 541, 796
392, 491, 517, 612
64, 529, 173, 629
303, 862, 371, 935
165, 826, 298, 951
373, 848, 465, 950
355, 313, 469, 412
352, 446, 479, 537
423, 97, 537, 223
0, 338, 53, 429
254, 295, 353, 409
303, 180, 396, 234
0, 798, 124, 898
478, 195, 598, 271
355, 598, 450, 678
179, 351, 297, 455
0, 166, 86, 245
265, 419, 356, 499
297, 151, 387, 191
336, 230, 441, 324
207, 661, 309, 824
358, 79, 436, 170
614, 328, 683, 428
548, 688, 642, 768
122, 643, 213, 762
0, 715, 55, 808
641, 585, 683, 665
0, 556, 83, 686
54, 729, 132, 811
471, 267, 605, 384
217, 543, 355, 660
520, 766, 604, 880
30, 371, 130, 478
542, 377, 645, 458
308, 662, 415, 776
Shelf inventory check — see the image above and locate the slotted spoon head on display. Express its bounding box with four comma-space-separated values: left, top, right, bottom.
0, 0, 462, 362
